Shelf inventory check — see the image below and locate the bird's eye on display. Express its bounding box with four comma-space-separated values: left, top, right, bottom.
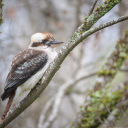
41, 40, 48, 44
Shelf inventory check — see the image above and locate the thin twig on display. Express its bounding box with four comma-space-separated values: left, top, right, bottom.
38, 72, 97, 128
70, 28, 128, 128
75, 0, 121, 34
0, 11, 127, 128
88, 0, 98, 16
38, 14, 128, 128
80, 15, 128, 42
38, 96, 55, 128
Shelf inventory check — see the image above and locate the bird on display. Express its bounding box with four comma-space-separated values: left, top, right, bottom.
1, 32, 63, 122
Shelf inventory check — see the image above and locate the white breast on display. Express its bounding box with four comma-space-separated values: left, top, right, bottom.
14, 48, 57, 100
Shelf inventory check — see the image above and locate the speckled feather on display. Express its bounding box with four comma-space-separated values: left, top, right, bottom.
1, 32, 61, 122
1, 49, 48, 100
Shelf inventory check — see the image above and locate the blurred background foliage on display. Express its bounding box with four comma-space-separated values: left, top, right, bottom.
0, 0, 128, 128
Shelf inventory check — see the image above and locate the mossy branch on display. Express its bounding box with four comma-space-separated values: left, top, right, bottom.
70, 30, 128, 128
0, 0, 4, 26
70, 0, 122, 42
0, 1, 128, 128
95, 28, 128, 90
99, 85, 128, 128
71, 81, 128, 128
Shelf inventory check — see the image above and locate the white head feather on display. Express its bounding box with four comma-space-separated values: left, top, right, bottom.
31, 33, 45, 43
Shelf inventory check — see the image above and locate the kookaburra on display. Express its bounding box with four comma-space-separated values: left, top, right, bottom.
1, 32, 63, 122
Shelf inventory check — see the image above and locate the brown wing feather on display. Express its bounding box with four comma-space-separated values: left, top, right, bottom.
1, 49, 48, 100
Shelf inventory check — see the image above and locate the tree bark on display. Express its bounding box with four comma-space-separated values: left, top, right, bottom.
70, 29, 128, 128
0, 0, 128, 127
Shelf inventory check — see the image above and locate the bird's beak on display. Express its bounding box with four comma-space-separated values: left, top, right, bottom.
46, 40, 63, 48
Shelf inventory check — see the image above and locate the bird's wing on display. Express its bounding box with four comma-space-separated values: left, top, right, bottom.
1, 49, 48, 100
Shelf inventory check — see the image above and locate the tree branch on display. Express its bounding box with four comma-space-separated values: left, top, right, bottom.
88, 0, 98, 16
70, 29, 128, 128
79, 15, 128, 45
74, 0, 122, 35
39, 67, 128, 128
0, 0, 127, 127
38, 96, 55, 128
38, 72, 97, 128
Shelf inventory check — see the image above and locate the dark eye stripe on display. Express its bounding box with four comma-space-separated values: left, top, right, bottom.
41, 40, 48, 44
31, 42, 41, 47
31, 40, 49, 47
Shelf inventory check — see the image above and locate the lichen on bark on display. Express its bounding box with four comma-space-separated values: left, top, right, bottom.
71, 0, 122, 42
70, 29, 128, 128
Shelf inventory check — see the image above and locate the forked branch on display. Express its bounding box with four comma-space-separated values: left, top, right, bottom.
0, 0, 128, 127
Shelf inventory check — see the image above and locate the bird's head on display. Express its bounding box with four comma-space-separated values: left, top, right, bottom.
29, 32, 63, 49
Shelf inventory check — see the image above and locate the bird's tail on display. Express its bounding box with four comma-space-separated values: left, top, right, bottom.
1, 91, 15, 122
